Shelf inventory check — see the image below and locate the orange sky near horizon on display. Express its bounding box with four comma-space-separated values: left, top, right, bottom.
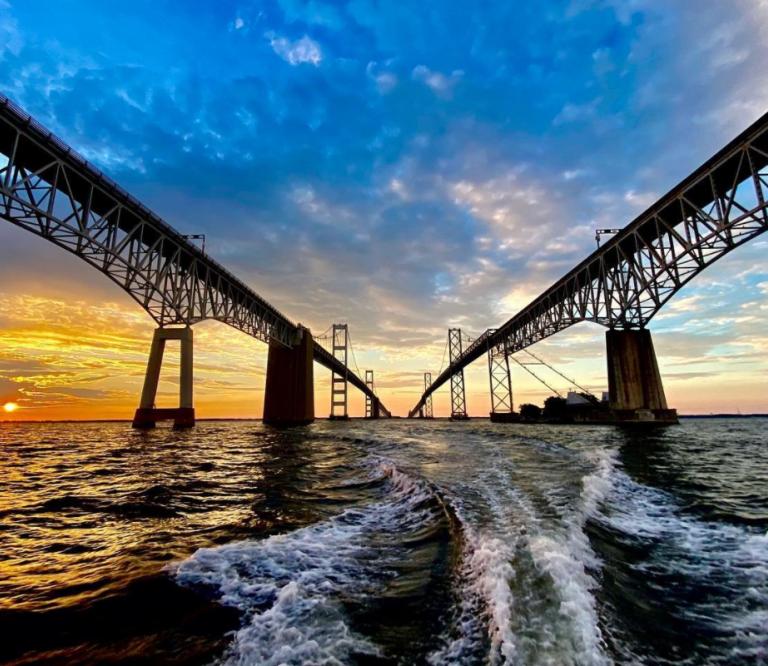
0, 228, 766, 422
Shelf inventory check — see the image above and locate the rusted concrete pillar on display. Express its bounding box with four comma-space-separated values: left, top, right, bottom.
133, 326, 195, 429
606, 329, 677, 423
263, 326, 314, 426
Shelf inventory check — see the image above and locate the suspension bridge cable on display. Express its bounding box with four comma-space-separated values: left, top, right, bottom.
347, 330, 363, 380
510, 356, 564, 398
436, 337, 449, 376
521, 348, 597, 399
314, 324, 333, 341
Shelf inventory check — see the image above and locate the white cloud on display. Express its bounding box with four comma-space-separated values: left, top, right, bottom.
268, 33, 322, 66
366, 61, 398, 94
623, 189, 656, 209
412, 65, 463, 97
234, 17, 245, 30
375, 72, 397, 94
552, 99, 600, 126
388, 178, 408, 200
0, 0, 22, 59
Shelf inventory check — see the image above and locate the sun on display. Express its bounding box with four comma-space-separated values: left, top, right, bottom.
2, 402, 18, 413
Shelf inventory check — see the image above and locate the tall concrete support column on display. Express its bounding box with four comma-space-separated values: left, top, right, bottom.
133, 327, 195, 429
606, 328, 677, 423
263, 326, 314, 426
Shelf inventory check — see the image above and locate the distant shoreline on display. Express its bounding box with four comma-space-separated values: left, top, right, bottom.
1, 414, 767, 424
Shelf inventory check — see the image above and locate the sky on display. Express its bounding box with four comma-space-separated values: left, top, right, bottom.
0, 0, 767, 420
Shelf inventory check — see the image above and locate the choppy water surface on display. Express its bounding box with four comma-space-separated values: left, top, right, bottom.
0, 418, 766, 665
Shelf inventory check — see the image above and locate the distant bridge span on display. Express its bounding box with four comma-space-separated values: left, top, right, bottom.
0, 94, 389, 423
411, 110, 768, 419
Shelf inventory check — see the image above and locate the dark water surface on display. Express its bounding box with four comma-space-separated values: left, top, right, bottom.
0, 419, 766, 664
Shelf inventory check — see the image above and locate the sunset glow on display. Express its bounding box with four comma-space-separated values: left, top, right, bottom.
3, 402, 18, 413
0, 1, 766, 419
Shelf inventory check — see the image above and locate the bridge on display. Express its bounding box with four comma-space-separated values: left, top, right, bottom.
410, 108, 768, 423
2, 93, 766, 427
0, 93, 390, 427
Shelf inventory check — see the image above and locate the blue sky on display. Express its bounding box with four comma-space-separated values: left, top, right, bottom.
0, 0, 766, 416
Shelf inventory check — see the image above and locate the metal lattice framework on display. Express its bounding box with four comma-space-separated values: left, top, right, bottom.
487, 335, 513, 414
448, 328, 468, 419
330, 324, 349, 417
0, 94, 388, 413
410, 109, 768, 417
422, 372, 433, 418
365, 370, 374, 418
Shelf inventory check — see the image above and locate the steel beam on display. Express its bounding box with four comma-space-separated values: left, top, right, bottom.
365, 370, 375, 418
423, 372, 433, 418
0, 94, 390, 415
487, 339, 513, 416
448, 329, 469, 420
330, 324, 349, 419
410, 108, 768, 417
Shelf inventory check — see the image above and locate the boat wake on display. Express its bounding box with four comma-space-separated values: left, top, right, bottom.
174, 458, 446, 665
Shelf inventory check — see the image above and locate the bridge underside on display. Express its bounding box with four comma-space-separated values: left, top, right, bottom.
0, 94, 389, 423
410, 106, 768, 422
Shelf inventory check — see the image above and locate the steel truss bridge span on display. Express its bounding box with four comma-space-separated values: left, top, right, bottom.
0, 94, 387, 413
410, 109, 768, 417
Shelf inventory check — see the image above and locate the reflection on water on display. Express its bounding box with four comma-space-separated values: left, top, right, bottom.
0, 419, 766, 664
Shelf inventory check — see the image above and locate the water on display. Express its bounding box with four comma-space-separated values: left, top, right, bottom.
0, 419, 766, 665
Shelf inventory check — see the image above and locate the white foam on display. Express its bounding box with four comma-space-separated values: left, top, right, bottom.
174, 460, 440, 665
525, 449, 614, 666
429, 514, 519, 665
596, 466, 768, 660
429, 444, 617, 666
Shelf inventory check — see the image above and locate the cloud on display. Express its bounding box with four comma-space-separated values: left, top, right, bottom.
0, 0, 21, 59
411, 65, 463, 97
552, 99, 600, 126
267, 33, 322, 66
0, 0, 767, 416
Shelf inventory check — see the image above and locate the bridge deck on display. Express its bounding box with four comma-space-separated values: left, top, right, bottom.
0, 94, 387, 412
411, 109, 768, 416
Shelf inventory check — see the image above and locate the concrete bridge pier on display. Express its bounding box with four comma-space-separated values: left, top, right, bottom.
132, 326, 195, 429
263, 326, 314, 426
606, 329, 677, 424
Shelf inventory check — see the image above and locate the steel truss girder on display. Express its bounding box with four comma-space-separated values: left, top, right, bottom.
0, 96, 295, 346
411, 108, 768, 416
0, 94, 389, 412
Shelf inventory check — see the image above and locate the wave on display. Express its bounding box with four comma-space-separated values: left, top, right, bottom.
594, 464, 768, 663
429, 445, 616, 666
173, 458, 446, 665
525, 448, 613, 666
428, 513, 518, 665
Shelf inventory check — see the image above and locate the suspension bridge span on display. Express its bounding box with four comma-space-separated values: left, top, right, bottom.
411, 108, 768, 423
0, 93, 389, 427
